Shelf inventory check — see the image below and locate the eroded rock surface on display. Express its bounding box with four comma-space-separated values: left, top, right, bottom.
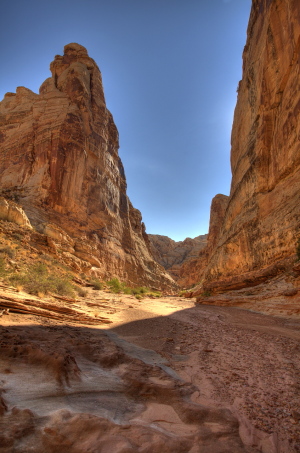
178, 195, 229, 288
149, 234, 207, 281
1, 292, 299, 453
0, 43, 175, 290
0, 197, 32, 230
185, 0, 300, 293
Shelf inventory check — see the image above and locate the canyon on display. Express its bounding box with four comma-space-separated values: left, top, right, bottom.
149, 234, 207, 282
0, 0, 300, 452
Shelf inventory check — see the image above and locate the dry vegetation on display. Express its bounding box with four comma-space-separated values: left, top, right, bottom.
0, 221, 162, 301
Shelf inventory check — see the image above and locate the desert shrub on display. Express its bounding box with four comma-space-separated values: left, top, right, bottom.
53, 278, 75, 297
106, 278, 123, 293
8, 262, 75, 297
201, 291, 211, 297
122, 286, 133, 295
105, 279, 160, 298
90, 278, 102, 290
126, 286, 160, 298
138, 286, 149, 294
149, 291, 161, 298
0, 246, 15, 259
75, 286, 88, 297
32, 262, 48, 275
131, 287, 146, 295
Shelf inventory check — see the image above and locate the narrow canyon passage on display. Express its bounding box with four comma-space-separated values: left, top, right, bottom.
0, 293, 300, 453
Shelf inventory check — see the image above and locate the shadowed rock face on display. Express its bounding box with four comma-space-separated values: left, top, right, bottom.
0, 43, 175, 290
187, 0, 300, 292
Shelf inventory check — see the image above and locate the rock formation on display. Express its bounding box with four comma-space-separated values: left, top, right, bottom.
0, 197, 32, 229
0, 43, 175, 290
177, 195, 229, 288
149, 234, 207, 281
187, 0, 300, 294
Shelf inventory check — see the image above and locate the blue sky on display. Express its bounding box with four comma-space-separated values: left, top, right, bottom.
0, 0, 251, 241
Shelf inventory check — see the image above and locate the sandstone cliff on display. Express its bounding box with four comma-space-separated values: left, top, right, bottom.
149, 234, 207, 281
188, 0, 300, 294
178, 195, 229, 288
0, 43, 175, 290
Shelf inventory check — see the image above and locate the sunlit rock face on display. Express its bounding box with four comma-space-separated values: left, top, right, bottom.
182, 0, 300, 293
201, 0, 300, 292
178, 195, 229, 289
0, 43, 175, 289
149, 234, 207, 281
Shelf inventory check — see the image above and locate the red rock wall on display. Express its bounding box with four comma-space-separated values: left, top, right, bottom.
0, 43, 175, 290
149, 234, 207, 281
202, 0, 300, 291
180, 0, 300, 292
177, 195, 228, 288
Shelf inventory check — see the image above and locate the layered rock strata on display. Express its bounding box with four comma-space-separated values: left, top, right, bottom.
0, 43, 175, 290
149, 234, 207, 281
188, 0, 300, 293
0, 197, 32, 230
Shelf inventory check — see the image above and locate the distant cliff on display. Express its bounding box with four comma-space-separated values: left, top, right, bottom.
178, 195, 228, 288
0, 43, 175, 290
149, 234, 207, 281
187, 0, 300, 293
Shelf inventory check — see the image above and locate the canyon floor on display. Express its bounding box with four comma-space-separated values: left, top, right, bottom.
0, 286, 300, 453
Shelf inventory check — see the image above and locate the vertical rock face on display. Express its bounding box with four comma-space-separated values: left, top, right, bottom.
182, 0, 300, 292
201, 0, 300, 291
177, 195, 228, 288
0, 43, 175, 289
204, 194, 229, 256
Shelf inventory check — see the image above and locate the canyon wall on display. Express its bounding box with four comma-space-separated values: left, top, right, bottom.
0, 43, 175, 290
178, 195, 229, 288
149, 234, 207, 281
190, 0, 300, 293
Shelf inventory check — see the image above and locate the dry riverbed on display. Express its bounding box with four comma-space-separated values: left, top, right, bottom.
0, 288, 300, 453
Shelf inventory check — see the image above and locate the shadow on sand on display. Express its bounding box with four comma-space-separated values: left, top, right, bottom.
1, 303, 299, 452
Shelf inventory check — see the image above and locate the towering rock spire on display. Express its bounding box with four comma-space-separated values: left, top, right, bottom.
0, 43, 175, 289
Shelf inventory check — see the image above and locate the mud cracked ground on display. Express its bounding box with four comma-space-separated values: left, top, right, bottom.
0, 288, 300, 453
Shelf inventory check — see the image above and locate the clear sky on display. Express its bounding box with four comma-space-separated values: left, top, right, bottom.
0, 0, 251, 241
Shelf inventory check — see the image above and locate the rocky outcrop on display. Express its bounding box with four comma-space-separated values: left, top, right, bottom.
0, 43, 175, 290
0, 197, 32, 229
149, 234, 207, 280
188, 0, 300, 293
